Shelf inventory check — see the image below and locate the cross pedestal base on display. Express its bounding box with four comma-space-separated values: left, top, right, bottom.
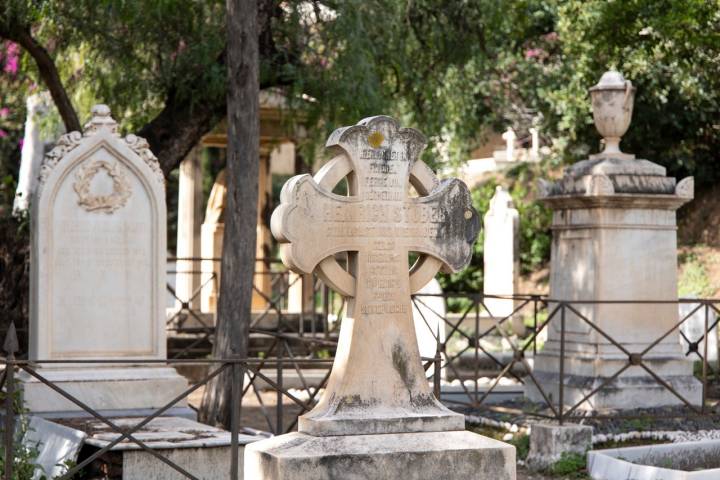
244, 430, 515, 480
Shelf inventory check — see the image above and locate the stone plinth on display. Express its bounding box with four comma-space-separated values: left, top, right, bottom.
19, 367, 188, 416
245, 431, 515, 480
527, 156, 701, 410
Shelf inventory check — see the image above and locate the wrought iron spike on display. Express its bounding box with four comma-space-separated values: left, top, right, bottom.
3, 322, 19, 355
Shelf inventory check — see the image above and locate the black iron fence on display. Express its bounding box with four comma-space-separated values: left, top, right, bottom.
1, 257, 718, 478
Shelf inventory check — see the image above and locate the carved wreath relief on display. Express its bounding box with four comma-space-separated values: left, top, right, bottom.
73, 159, 132, 213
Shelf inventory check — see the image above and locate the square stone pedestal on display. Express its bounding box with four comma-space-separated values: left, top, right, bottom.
18, 366, 192, 417
526, 423, 593, 470
244, 430, 515, 480
528, 158, 701, 411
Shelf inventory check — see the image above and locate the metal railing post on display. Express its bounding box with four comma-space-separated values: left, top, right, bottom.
276, 344, 284, 435
3, 323, 18, 480
558, 303, 566, 425
433, 326, 442, 399
322, 285, 330, 340
533, 296, 538, 356
702, 302, 709, 414
230, 361, 241, 479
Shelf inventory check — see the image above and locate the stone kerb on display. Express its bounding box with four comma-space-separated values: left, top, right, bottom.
31, 104, 166, 362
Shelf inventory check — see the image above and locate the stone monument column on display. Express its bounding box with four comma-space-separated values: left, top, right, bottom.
527, 71, 700, 410
200, 170, 226, 315
252, 150, 273, 310
175, 147, 203, 310
245, 116, 514, 480
483, 185, 523, 335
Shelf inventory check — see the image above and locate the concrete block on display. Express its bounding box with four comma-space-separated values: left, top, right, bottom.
526, 422, 592, 471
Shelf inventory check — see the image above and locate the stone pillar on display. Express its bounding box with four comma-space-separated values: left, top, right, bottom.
14, 93, 51, 215
200, 170, 226, 315
287, 272, 314, 313
175, 148, 203, 309
526, 71, 700, 410
483, 186, 522, 334
502, 127, 516, 162
252, 152, 273, 310
529, 127, 539, 161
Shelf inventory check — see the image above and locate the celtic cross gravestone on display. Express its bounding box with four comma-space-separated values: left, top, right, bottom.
246, 116, 515, 479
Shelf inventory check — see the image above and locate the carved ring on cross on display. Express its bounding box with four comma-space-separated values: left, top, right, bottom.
308, 152, 445, 298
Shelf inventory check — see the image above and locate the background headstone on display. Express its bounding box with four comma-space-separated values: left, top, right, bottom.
483, 186, 523, 335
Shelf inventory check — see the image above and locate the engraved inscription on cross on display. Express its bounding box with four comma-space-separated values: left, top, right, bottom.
271, 116, 480, 436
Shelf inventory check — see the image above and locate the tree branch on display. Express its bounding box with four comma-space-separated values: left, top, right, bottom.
136, 85, 227, 178
2, 27, 81, 133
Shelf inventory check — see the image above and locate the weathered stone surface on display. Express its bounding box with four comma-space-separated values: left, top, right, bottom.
271, 116, 478, 436
526, 423, 592, 471
123, 446, 243, 480
245, 431, 515, 480
24, 104, 187, 415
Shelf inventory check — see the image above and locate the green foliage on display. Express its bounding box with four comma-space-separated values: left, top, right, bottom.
509, 433, 530, 461
678, 250, 713, 297
548, 451, 587, 478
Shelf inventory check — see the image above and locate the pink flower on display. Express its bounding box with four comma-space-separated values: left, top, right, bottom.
3, 42, 20, 74
0, 129, 8, 138
543, 32, 559, 42
0, 108, 9, 117
19, 138, 24, 149
524, 48, 545, 59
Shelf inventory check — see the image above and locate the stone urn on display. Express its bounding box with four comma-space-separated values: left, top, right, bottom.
589, 70, 635, 159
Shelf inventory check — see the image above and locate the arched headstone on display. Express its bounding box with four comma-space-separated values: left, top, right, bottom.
23, 105, 188, 415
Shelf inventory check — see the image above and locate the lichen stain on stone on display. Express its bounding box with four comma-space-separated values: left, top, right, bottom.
392, 343, 415, 392
334, 394, 378, 413
409, 393, 438, 408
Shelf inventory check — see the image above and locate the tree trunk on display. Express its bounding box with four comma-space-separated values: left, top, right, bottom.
199, 0, 259, 428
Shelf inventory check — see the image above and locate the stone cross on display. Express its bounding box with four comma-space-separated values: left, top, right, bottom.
271, 116, 479, 436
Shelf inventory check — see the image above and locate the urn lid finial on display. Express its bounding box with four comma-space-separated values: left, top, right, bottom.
590, 70, 634, 92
